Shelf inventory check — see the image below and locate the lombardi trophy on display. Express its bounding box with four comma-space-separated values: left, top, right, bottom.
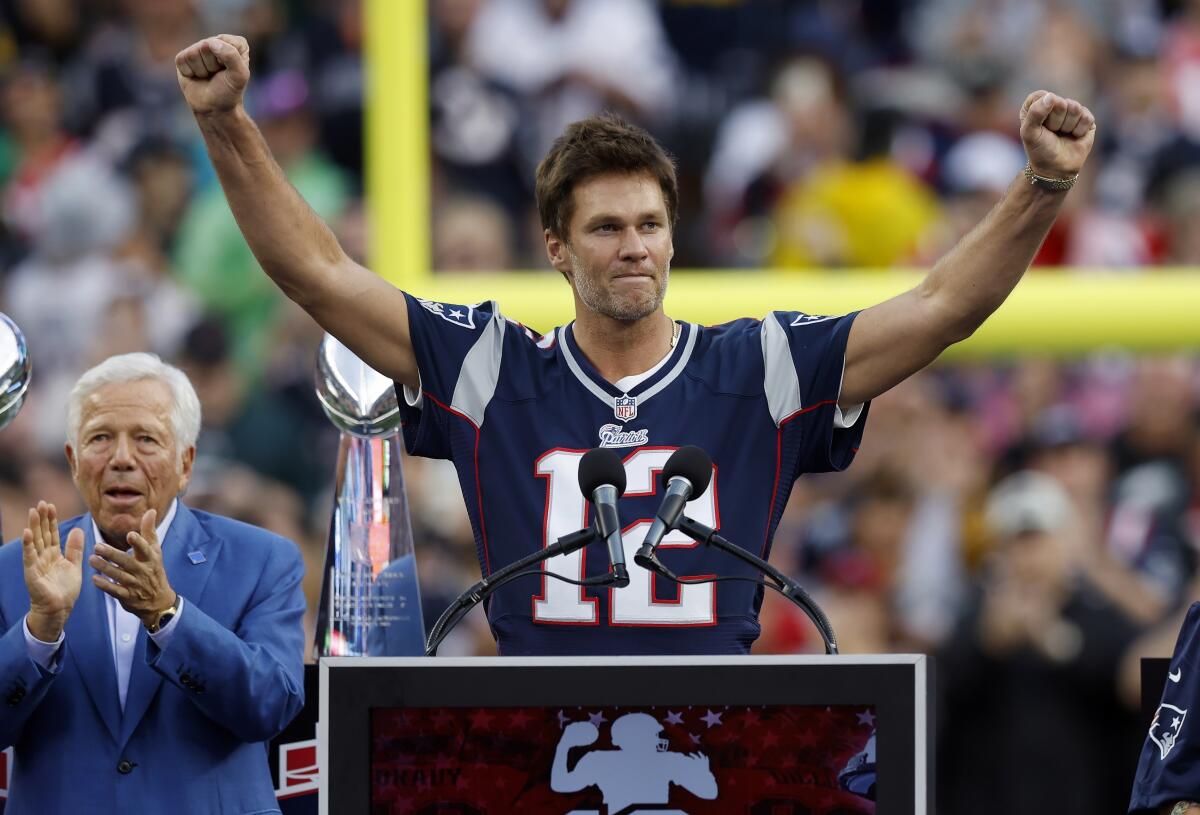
313, 334, 424, 657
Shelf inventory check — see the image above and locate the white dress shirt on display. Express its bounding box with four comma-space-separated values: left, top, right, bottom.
23, 499, 184, 711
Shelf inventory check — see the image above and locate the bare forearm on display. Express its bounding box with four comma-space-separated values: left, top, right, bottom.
920, 174, 1069, 342
839, 92, 1094, 406
194, 106, 345, 307
839, 175, 1072, 406
177, 34, 418, 383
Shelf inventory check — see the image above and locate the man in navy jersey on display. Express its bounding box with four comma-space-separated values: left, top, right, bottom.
176, 34, 1097, 655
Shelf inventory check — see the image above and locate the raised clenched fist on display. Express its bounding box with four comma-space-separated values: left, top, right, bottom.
175, 34, 251, 116
1019, 90, 1097, 180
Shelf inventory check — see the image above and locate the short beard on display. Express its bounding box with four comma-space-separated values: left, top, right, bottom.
569, 251, 669, 322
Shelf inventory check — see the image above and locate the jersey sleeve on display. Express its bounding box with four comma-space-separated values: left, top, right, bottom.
761, 310, 869, 475
1129, 602, 1200, 814
398, 293, 507, 460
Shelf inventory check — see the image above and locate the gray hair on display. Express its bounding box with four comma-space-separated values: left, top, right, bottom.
66, 353, 201, 455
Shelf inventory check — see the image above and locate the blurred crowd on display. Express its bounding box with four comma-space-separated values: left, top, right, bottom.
763, 355, 1200, 812
432, 0, 1200, 271
0, 1, 1195, 813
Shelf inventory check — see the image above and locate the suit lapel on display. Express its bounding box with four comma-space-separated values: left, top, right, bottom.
64, 518, 121, 743
118, 503, 219, 745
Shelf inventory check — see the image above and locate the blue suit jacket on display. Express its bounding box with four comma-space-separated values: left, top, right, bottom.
0, 504, 306, 814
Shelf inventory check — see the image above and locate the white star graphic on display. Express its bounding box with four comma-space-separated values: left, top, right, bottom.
449, 308, 464, 319
701, 710, 723, 728
665, 711, 684, 725
857, 710, 876, 727
1172, 716, 1183, 729
588, 711, 607, 727
689, 733, 701, 744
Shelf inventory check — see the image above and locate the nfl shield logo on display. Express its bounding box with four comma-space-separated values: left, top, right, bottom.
614, 395, 638, 422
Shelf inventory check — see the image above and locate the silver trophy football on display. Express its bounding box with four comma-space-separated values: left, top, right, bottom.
313, 335, 424, 657
0, 313, 31, 540
0, 313, 30, 431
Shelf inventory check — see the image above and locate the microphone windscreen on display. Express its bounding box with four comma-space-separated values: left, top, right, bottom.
662, 445, 712, 494
578, 448, 627, 497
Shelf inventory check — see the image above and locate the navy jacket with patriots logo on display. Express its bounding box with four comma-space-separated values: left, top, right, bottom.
399, 294, 869, 655
1131, 602, 1200, 813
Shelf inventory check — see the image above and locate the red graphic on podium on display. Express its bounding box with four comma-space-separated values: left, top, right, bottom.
277, 739, 319, 799
372, 704, 876, 813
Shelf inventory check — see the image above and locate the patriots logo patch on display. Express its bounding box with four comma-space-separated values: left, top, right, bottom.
417, 298, 475, 329
790, 312, 836, 326
1150, 703, 1187, 760
599, 423, 648, 448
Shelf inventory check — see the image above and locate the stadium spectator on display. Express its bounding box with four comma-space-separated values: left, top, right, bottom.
937, 470, 1143, 815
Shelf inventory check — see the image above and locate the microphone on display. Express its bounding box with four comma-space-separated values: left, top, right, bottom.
578, 448, 629, 588
634, 446, 712, 573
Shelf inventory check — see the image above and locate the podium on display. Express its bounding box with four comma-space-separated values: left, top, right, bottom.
319, 655, 933, 814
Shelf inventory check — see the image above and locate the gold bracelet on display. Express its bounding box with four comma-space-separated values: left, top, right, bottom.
1024, 163, 1078, 191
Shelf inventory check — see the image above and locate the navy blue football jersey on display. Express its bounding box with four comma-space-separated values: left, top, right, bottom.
1130, 602, 1200, 813
399, 293, 869, 655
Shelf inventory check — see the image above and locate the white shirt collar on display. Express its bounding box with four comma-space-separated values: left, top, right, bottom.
611, 342, 676, 394
90, 498, 179, 551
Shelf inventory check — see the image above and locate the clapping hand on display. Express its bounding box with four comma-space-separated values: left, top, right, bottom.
90, 509, 176, 628
22, 502, 84, 642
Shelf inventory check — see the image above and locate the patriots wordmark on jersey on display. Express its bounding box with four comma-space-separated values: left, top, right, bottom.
1130, 602, 1200, 813
399, 295, 869, 655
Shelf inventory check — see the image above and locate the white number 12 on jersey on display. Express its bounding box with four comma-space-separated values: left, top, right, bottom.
532, 448, 718, 626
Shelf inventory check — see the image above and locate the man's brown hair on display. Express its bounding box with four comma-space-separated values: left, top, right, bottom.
535, 113, 678, 242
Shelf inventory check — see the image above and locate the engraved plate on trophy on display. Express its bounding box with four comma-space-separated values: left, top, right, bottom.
313, 335, 424, 657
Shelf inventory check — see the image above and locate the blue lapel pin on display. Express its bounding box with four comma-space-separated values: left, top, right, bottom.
187, 551, 206, 565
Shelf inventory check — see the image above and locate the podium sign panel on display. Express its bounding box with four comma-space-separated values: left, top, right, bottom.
320, 655, 932, 814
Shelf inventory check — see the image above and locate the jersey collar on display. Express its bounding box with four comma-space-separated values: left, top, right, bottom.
559, 321, 697, 418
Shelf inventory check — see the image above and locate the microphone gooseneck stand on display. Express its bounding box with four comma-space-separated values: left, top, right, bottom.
637, 516, 839, 655
425, 525, 625, 656
428, 518, 841, 656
